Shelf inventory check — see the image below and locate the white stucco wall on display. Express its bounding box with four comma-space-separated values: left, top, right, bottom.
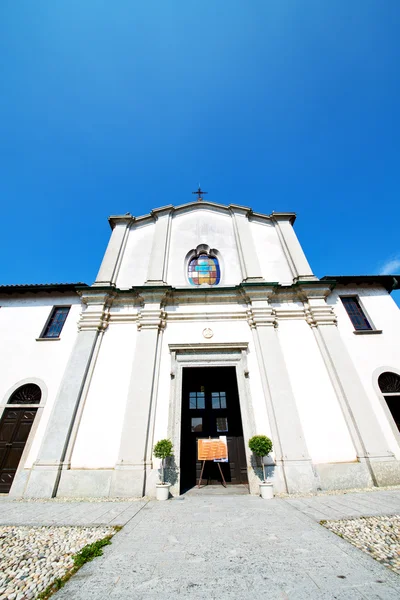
0, 293, 81, 468
70, 322, 138, 468
117, 221, 154, 288
328, 285, 400, 459
250, 220, 294, 283
276, 317, 356, 463
167, 208, 243, 286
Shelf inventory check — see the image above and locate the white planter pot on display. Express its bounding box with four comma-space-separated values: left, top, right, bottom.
259, 482, 274, 500
156, 483, 171, 501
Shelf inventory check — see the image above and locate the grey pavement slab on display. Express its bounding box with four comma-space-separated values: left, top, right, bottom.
282, 490, 400, 522
0, 499, 147, 526
45, 491, 400, 600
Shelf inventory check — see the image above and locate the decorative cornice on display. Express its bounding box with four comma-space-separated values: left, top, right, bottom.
270, 211, 297, 225
108, 213, 135, 229
166, 310, 247, 322
169, 342, 249, 353
296, 284, 333, 300
150, 205, 174, 220
107, 201, 296, 231
274, 307, 307, 320
72, 282, 342, 331
77, 290, 117, 306
168, 286, 245, 306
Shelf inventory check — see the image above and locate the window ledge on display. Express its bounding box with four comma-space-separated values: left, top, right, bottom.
353, 330, 383, 335
36, 337, 61, 342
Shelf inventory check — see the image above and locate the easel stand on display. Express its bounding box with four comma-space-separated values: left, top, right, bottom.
197, 461, 227, 488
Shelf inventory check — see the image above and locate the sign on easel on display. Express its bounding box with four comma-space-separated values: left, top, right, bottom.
197, 437, 228, 461
197, 437, 228, 488
214, 436, 228, 463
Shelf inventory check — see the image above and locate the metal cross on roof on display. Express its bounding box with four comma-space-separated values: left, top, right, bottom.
192, 186, 207, 201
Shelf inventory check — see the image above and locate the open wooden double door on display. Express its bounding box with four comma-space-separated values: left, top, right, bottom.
180, 366, 248, 493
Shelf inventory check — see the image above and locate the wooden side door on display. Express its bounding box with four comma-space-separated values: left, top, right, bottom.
0, 408, 37, 493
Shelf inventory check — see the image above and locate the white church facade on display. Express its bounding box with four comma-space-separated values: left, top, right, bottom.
1, 198, 400, 498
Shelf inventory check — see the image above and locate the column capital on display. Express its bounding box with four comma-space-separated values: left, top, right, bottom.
137, 288, 172, 307
297, 285, 337, 327
240, 286, 277, 328
304, 303, 337, 328
77, 290, 116, 332
247, 305, 277, 329
136, 288, 171, 331
137, 308, 167, 331
240, 283, 276, 302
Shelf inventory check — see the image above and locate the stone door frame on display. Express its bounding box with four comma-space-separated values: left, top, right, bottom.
168, 343, 258, 495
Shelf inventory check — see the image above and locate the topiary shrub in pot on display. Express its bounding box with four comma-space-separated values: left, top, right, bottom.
153, 439, 174, 500
248, 435, 274, 499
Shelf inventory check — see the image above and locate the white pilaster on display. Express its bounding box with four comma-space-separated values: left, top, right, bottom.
111, 290, 167, 497
24, 292, 114, 498
146, 206, 173, 285
94, 216, 132, 286
244, 285, 317, 493
230, 206, 264, 282
272, 213, 317, 282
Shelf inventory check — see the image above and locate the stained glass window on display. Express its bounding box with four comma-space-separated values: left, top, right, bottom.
188, 254, 220, 286
41, 307, 70, 338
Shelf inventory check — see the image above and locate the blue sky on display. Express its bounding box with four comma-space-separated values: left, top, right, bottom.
1, 2, 399, 302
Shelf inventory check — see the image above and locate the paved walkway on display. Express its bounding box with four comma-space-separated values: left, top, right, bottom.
1, 490, 399, 599
0, 499, 146, 527
284, 489, 400, 522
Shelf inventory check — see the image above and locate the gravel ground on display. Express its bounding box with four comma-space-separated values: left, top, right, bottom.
0, 525, 115, 600
323, 514, 400, 575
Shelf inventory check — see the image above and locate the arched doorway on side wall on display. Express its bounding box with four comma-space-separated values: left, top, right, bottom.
0, 384, 41, 493
378, 372, 400, 432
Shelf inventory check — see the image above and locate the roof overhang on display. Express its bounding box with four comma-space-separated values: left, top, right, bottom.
0, 283, 89, 295
321, 275, 400, 293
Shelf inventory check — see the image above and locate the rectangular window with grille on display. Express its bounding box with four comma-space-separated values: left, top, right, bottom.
340, 296, 372, 331
41, 306, 70, 338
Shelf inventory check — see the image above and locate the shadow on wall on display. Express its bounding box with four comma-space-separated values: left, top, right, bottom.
250, 453, 276, 482
160, 456, 179, 486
